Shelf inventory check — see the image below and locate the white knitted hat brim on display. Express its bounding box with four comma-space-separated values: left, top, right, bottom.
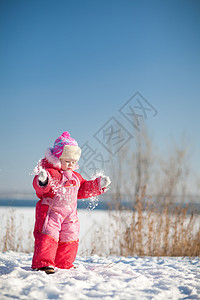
59, 145, 81, 161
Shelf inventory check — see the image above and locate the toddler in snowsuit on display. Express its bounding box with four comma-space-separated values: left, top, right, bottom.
32, 131, 111, 274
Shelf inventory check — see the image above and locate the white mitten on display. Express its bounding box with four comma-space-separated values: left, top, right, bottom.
101, 176, 111, 188
38, 169, 48, 184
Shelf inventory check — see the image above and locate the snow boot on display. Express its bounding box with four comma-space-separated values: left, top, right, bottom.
37, 267, 55, 274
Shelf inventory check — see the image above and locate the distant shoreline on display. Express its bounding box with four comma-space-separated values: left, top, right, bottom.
0, 198, 109, 210
0, 198, 200, 213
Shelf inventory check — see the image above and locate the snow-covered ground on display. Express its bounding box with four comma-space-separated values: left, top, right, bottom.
0, 251, 199, 299
0, 207, 108, 254
0, 207, 200, 299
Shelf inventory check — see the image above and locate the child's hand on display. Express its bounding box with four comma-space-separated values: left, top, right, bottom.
101, 176, 111, 188
38, 169, 48, 185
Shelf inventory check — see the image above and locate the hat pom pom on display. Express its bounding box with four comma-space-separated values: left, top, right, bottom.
62, 131, 71, 139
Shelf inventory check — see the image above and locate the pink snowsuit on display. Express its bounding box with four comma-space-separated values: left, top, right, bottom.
32, 152, 105, 270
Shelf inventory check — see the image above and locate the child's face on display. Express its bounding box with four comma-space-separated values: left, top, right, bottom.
60, 158, 77, 172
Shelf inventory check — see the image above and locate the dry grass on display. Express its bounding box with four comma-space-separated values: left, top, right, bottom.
92, 123, 200, 257
91, 186, 200, 257
1, 209, 34, 253
1, 199, 199, 257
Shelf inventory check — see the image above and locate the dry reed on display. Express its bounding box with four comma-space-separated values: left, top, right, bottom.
91, 186, 200, 257
1, 209, 34, 253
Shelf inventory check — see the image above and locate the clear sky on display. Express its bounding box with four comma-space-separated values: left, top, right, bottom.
0, 0, 200, 194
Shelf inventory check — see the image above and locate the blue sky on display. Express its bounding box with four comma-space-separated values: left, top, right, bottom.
0, 0, 200, 193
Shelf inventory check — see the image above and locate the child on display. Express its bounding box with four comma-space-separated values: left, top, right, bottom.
32, 131, 111, 274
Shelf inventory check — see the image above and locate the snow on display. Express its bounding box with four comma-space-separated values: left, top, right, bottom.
0, 252, 199, 299
0, 207, 108, 254
0, 207, 200, 299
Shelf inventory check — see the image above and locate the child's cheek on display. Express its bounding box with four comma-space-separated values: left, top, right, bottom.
61, 161, 67, 170
74, 163, 79, 170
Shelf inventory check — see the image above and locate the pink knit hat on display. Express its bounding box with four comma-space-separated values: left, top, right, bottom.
52, 131, 81, 161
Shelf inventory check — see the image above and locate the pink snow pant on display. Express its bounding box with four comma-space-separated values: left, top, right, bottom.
32, 200, 79, 269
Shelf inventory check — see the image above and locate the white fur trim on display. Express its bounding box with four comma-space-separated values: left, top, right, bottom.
59, 145, 81, 161
45, 148, 61, 169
